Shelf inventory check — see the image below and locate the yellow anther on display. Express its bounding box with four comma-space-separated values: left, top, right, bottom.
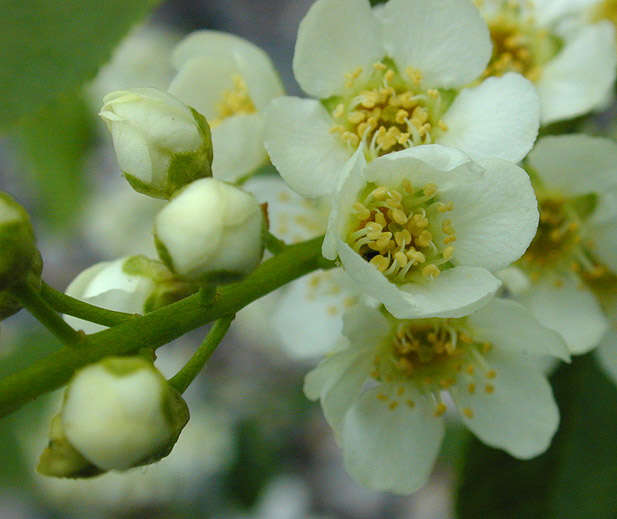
402, 179, 413, 193
466, 364, 475, 375
416, 230, 433, 248
212, 74, 257, 126
486, 369, 497, 379
434, 403, 447, 417
422, 264, 441, 278
388, 401, 399, 410
423, 183, 438, 196
352, 202, 371, 220
388, 189, 403, 202
467, 383, 476, 394
444, 235, 457, 245
370, 255, 390, 272
442, 219, 455, 234
482, 342, 493, 353
329, 125, 345, 134
327, 306, 338, 316
438, 120, 449, 131
411, 106, 429, 125
398, 357, 414, 374
391, 208, 408, 225
463, 407, 474, 419
371, 186, 388, 200
397, 386, 405, 396
395, 109, 410, 124
394, 251, 408, 268
333, 103, 345, 119
366, 221, 383, 232
485, 384, 495, 394
384, 69, 395, 82
376, 393, 389, 401
437, 201, 454, 212
442, 246, 454, 260
347, 111, 366, 124
459, 333, 473, 344
407, 249, 426, 263
342, 131, 360, 147
406, 399, 416, 408
406, 66, 423, 85
395, 229, 412, 246
427, 89, 439, 98
373, 62, 387, 71
411, 214, 429, 229
445, 340, 456, 355
361, 91, 379, 108
374, 211, 387, 227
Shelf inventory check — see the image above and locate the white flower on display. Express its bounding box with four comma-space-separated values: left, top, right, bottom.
511, 134, 617, 354
154, 178, 264, 281
305, 301, 568, 494
235, 174, 363, 360
100, 88, 213, 199
265, 0, 540, 198
477, 0, 616, 124
38, 357, 188, 475
168, 31, 284, 183
322, 145, 539, 319
64, 256, 181, 334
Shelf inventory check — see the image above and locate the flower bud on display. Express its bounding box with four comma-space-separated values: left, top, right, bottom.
154, 178, 264, 282
64, 255, 195, 334
0, 193, 38, 291
38, 356, 189, 477
100, 88, 213, 199
0, 250, 42, 320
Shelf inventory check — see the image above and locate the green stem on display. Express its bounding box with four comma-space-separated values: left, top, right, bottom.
40, 282, 134, 327
0, 236, 334, 418
264, 231, 287, 254
10, 280, 83, 347
169, 315, 234, 394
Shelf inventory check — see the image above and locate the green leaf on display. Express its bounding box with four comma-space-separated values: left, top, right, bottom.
0, 0, 160, 131
370, 0, 389, 5
457, 354, 617, 519
12, 91, 93, 231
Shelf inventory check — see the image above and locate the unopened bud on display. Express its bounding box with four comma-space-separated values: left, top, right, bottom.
154, 178, 264, 282
0, 193, 38, 291
100, 88, 213, 199
38, 356, 189, 477
64, 255, 194, 334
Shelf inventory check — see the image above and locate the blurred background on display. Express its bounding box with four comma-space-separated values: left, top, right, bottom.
2, 1, 617, 518
0, 2, 461, 518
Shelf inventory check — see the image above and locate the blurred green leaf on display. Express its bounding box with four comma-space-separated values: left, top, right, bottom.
13, 92, 93, 231
456, 354, 617, 519
370, 0, 389, 5
0, 0, 160, 131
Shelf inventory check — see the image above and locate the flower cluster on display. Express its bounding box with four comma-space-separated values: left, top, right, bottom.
19, 0, 617, 499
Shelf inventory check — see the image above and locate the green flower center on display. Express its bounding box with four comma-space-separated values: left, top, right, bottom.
481, 1, 563, 82
371, 316, 497, 417
346, 180, 456, 284
326, 60, 453, 159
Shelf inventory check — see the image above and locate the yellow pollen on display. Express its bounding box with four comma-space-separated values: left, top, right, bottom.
463, 407, 474, 419
468, 383, 476, 394
423, 264, 441, 278
486, 369, 497, 379
212, 74, 256, 127
377, 393, 389, 401
485, 384, 495, 394
389, 401, 399, 410
406, 399, 416, 408
434, 403, 447, 417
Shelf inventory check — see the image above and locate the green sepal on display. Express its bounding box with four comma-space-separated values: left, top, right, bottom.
123, 109, 213, 199
0, 193, 38, 291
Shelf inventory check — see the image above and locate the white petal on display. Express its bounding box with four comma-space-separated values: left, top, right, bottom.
111, 121, 153, 183
589, 215, 617, 273
264, 97, 352, 197
528, 135, 617, 196
342, 303, 390, 346
338, 240, 500, 318
533, 0, 600, 25
381, 0, 491, 88
538, 23, 617, 124
172, 31, 284, 110
595, 330, 617, 386
518, 275, 608, 354
168, 56, 239, 120
244, 174, 328, 244
293, 0, 383, 98
446, 157, 539, 271
342, 384, 444, 494
439, 73, 540, 163
271, 270, 357, 360
212, 114, 267, 183
469, 298, 570, 361
304, 346, 373, 434
451, 350, 559, 459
